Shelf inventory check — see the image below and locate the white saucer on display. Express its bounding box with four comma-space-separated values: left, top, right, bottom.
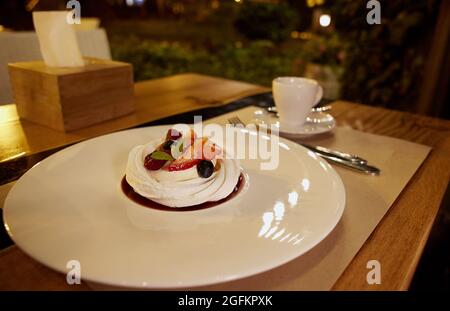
254, 110, 336, 136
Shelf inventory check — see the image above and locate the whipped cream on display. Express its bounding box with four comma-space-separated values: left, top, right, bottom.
125, 138, 241, 208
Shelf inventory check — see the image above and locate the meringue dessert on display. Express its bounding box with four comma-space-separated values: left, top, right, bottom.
125, 128, 242, 208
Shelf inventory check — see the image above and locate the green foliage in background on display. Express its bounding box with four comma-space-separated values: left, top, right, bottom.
234, 2, 298, 43
111, 37, 304, 86
109, 0, 441, 110
326, 0, 440, 109
301, 33, 346, 68
109, 1, 304, 87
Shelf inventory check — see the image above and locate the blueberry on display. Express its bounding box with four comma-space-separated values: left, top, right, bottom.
162, 140, 174, 151
197, 160, 214, 178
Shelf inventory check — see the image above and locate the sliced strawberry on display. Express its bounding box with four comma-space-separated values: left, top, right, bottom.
144, 155, 166, 170
166, 159, 200, 171
164, 135, 221, 171
183, 137, 222, 160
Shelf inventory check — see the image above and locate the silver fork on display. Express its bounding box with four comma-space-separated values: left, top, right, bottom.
228, 116, 380, 176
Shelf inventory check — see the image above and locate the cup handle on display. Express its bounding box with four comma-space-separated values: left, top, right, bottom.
314, 85, 323, 106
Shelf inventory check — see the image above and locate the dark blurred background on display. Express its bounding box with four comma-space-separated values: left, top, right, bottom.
0, 0, 448, 118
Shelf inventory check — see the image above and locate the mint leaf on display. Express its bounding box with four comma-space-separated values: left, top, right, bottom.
150, 151, 174, 161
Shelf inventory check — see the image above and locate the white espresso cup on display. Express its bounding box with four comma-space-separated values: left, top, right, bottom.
272, 77, 323, 128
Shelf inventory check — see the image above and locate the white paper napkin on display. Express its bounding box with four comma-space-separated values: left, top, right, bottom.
32, 11, 84, 67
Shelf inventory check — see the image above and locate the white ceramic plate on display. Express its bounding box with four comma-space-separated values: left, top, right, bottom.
4, 125, 345, 288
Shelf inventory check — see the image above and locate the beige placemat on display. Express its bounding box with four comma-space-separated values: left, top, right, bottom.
0, 106, 431, 291
183, 106, 430, 290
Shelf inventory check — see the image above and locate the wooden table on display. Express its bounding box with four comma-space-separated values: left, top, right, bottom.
0, 73, 449, 290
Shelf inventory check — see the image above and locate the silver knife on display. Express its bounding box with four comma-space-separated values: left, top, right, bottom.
315, 152, 381, 175
300, 143, 368, 165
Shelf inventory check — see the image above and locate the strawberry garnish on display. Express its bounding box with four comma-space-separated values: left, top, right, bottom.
144, 155, 166, 170
166, 159, 200, 171
145, 129, 222, 172
183, 137, 222, 160
144, 151, 173, 171
165, 138, 220, 171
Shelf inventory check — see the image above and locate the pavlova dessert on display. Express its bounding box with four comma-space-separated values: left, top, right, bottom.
125, 128, 241, 208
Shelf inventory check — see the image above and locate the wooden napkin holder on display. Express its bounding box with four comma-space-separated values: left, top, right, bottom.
8, 58, 135, 132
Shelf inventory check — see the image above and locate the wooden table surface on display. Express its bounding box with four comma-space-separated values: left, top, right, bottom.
0, 73, 449, 290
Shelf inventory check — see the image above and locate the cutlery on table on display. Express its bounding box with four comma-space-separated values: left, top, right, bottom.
228, 116, 380, 176
229, 116, 365, 164
299, 143, 367, 165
